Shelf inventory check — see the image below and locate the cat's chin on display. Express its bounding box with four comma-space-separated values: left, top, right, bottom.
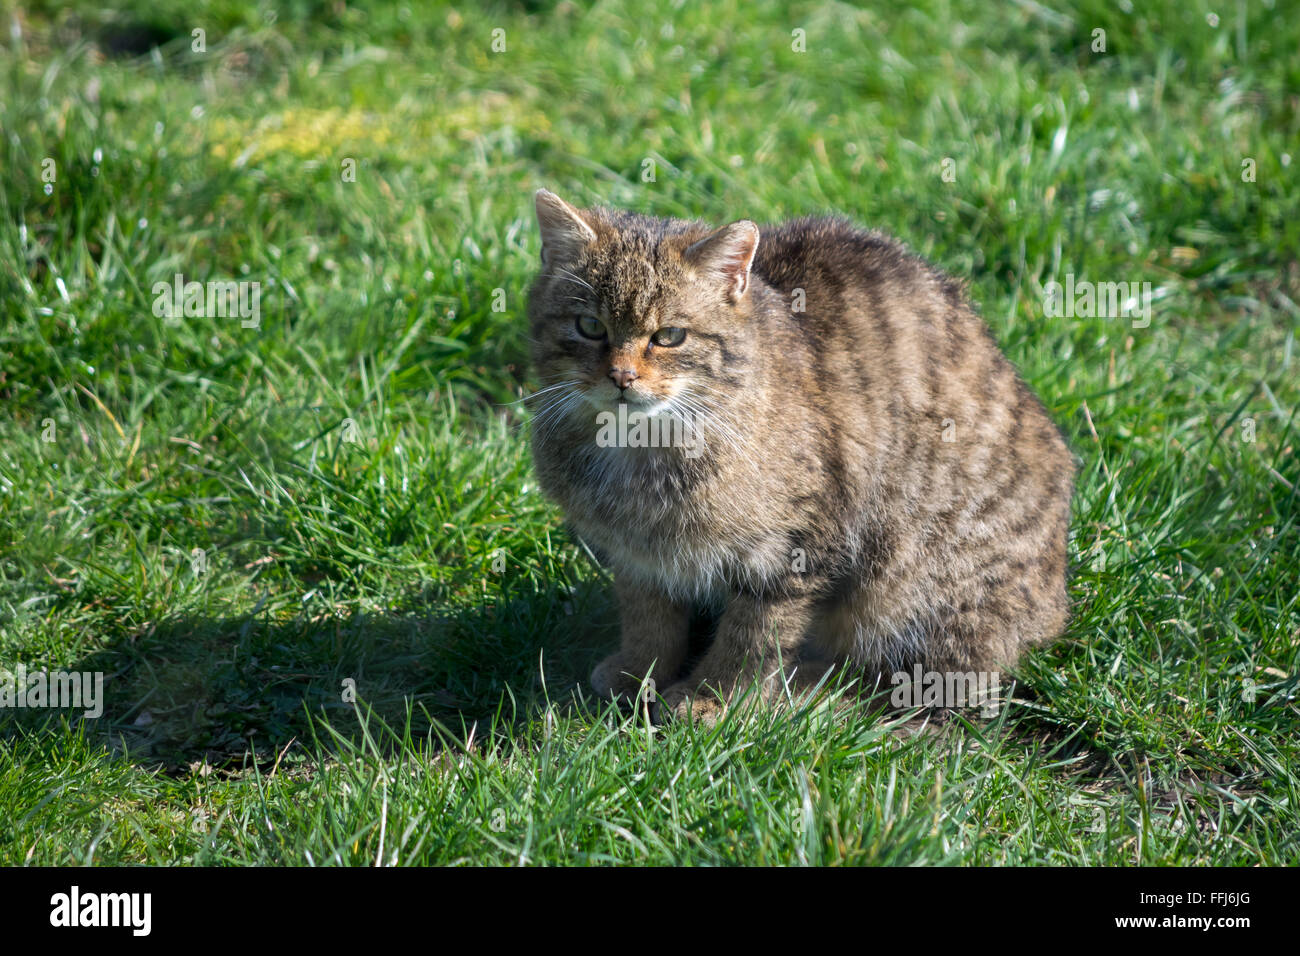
581, 391, 672, 418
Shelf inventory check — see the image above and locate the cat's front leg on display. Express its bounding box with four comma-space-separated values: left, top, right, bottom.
659, 591, 815, 723
589, 577, 691, 706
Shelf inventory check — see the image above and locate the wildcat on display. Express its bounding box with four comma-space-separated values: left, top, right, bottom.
527, 189, 1075, 722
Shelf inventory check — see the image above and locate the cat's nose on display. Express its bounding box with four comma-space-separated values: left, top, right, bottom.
608, 367, 638, 390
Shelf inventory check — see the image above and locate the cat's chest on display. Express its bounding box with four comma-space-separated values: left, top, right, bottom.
552, 445, 785, 599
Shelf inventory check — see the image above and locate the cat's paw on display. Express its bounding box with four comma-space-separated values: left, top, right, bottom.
657, 682, 725, 726
590, 654, 658, 706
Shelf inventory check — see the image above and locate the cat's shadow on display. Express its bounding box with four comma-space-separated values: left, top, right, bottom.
7, 577, 1084, 773
6, 579, 620, 773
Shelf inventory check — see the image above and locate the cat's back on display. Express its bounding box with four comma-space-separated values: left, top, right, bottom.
752, 215, 962, 305
749, 215, 1009, 405
750, 213, 1073, 521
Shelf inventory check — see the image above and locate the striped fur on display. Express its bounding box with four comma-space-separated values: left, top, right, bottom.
527, 190, 1075, 721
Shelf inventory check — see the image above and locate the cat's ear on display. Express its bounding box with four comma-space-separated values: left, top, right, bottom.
534, 189, 597, 266
684, 220, 760, 301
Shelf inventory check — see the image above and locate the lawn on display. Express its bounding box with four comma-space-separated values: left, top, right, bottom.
0, 0, 1297, 865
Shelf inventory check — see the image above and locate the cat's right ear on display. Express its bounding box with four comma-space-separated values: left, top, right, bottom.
534, 189, 597, 267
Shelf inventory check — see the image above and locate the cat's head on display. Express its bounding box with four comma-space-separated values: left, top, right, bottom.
527, 189, 760, 420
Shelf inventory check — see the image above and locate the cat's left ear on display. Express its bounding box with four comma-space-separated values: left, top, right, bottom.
684, 220, 760, 301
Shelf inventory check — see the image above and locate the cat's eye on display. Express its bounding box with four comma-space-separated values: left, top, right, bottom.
575, 314, 606, 340
651, 327, 687, 347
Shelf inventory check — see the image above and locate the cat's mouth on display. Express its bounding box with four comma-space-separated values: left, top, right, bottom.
581, 384, 672, 418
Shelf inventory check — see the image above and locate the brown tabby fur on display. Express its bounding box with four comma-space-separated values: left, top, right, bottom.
527, 189, 1075, 722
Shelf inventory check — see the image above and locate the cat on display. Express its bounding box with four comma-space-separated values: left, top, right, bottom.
527, 188, 1075, 722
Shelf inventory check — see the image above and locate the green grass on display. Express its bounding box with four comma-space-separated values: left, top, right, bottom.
1, 0, 1297, 865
